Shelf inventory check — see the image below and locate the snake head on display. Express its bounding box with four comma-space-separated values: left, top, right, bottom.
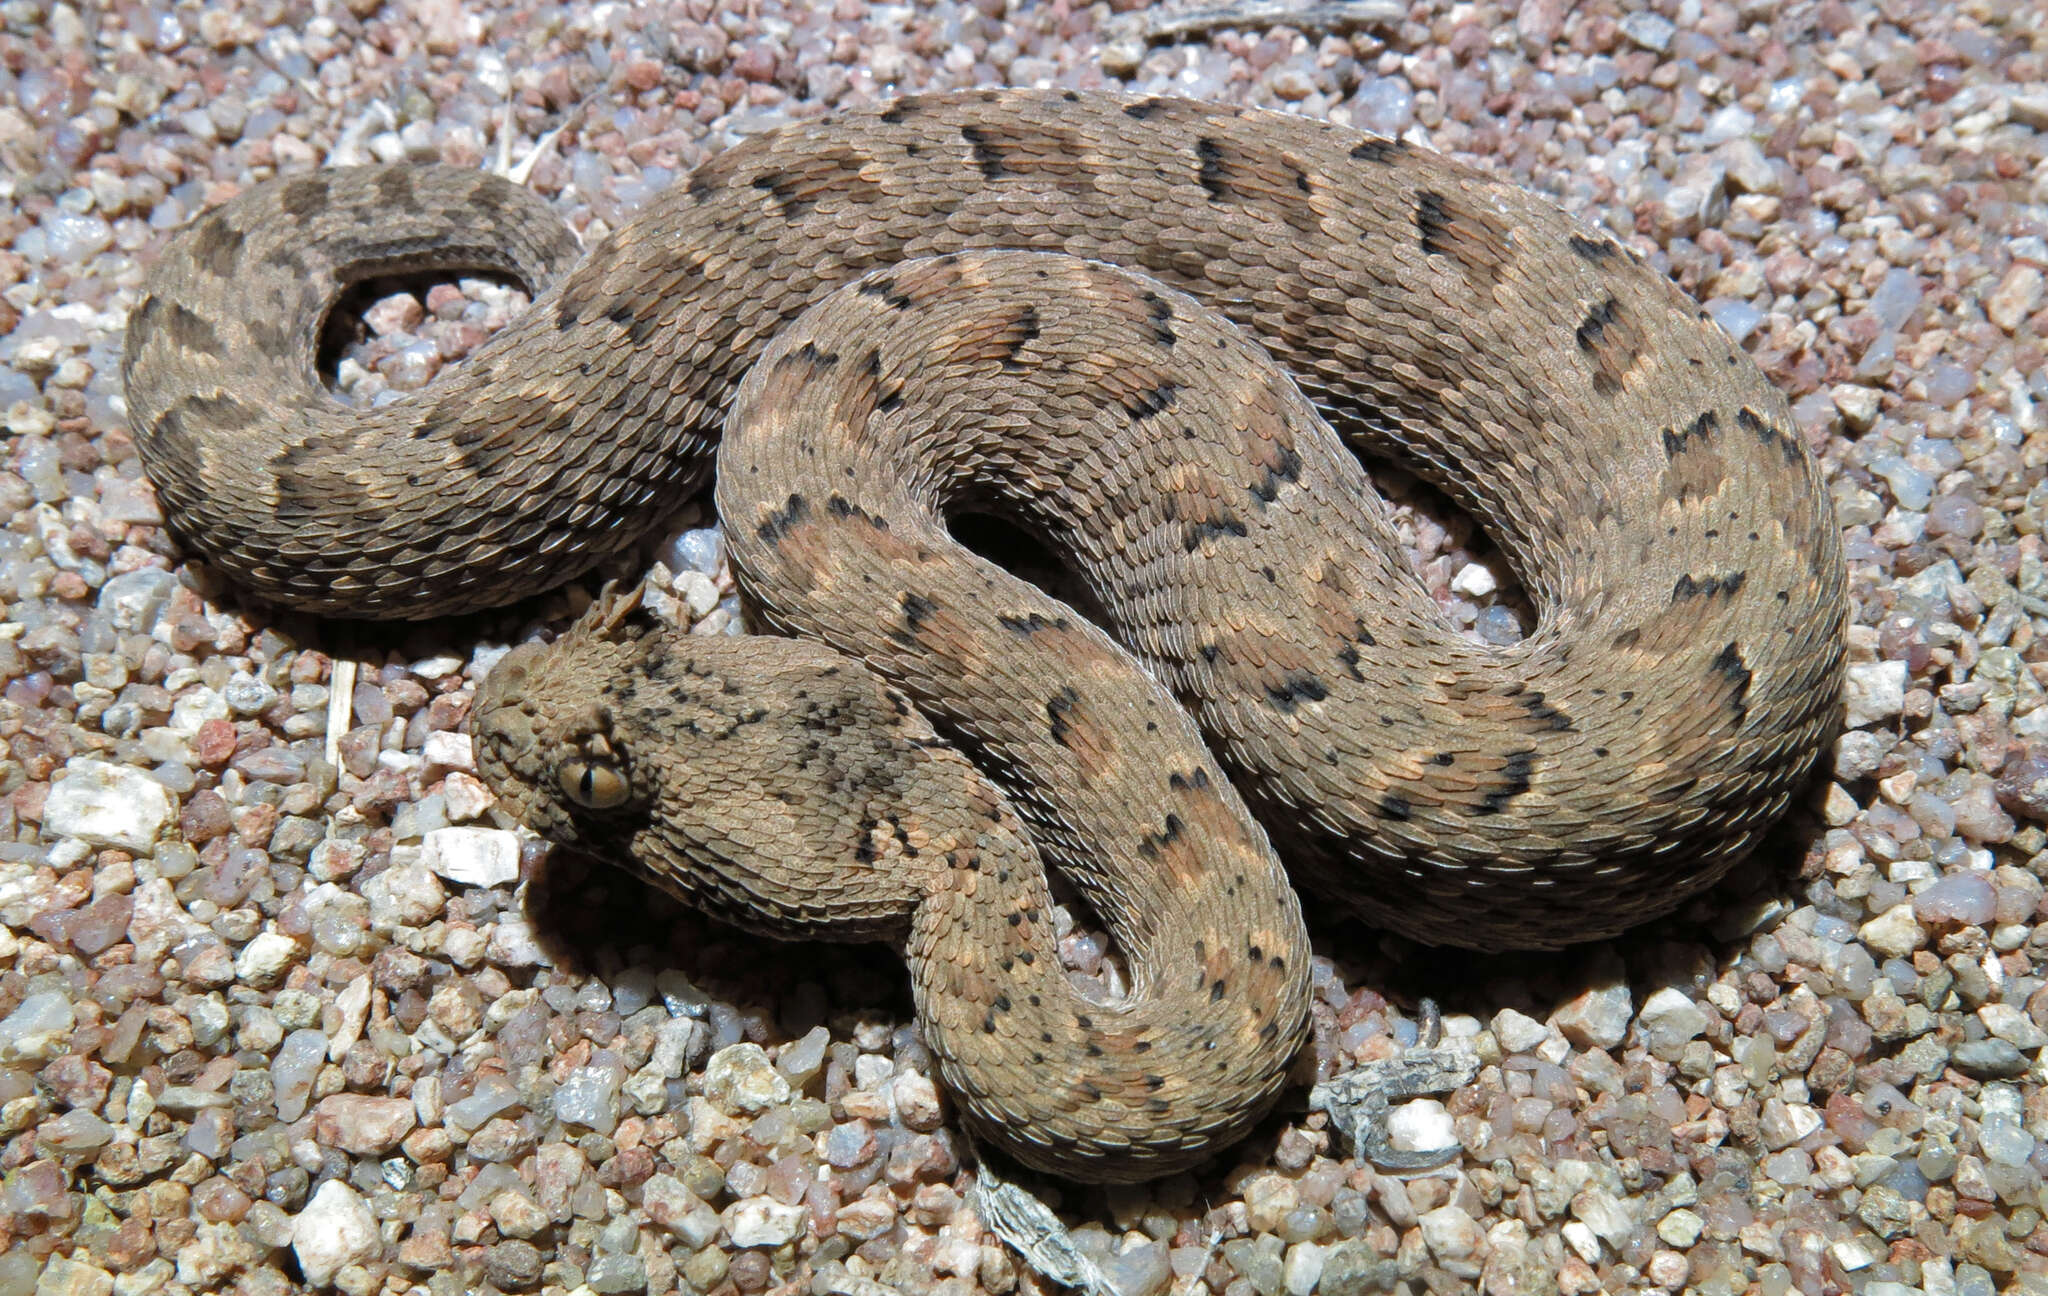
471, 588, 658, 846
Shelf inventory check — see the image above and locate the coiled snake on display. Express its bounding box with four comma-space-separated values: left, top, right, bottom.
123, 89, 1844, 1181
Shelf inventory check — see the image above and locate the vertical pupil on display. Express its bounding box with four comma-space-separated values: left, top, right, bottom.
579, 766, 597, 800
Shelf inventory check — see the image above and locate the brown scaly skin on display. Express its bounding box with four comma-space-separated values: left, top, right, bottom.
124, 89, 1845, 1180
474, 584, 1310, 1182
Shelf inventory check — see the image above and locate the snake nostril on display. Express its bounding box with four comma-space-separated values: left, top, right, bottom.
474, 709, 531, 749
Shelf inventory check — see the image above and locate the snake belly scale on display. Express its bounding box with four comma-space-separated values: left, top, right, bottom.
123, 89, 1845, 1181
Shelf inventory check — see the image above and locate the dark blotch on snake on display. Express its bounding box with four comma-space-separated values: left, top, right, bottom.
1477, 750, 1538, 816
279, 176, 330, 217
1662, 409, 1721, 458
1673, 571, 1746, 602
756, 492, 811, 543
960, 125, 1006, 179
1710, 641, 1753, 721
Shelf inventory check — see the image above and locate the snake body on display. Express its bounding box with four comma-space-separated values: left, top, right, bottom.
123, 89, 1844, 1181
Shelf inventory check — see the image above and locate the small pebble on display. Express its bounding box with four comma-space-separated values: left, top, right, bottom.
291, 1181, 380, 1286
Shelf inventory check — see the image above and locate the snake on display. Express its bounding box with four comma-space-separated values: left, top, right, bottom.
121, 88, 1845, 1182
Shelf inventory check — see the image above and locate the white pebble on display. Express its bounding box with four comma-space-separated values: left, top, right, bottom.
1979, 1107, 2037, 1166
272, 1029, 329, 1122
1979, 1003, 2048, 1050
421, 729, 474, 770
776, 1025, 829, 1084
722, 1196, 806, 1246
1869, 268, 1923, 330
893, 1070, 944, 1130
167, 686, 229, 736
1490, 1008, 1549, 1054
1561, 1219, 1603, 1263
1282, 1241, 1324, 1296
1858, 903, 1925, 959
307, 839, 366, 883
1449, 562, 1498, 598
98, 475, 164, 525
486, 915, 548, 967
39, 1109, 114, 1153
128, 877, 200, 964
412, 653, 466, 680
1657, 1207, 1704, 1247
1555, 980, 1633, 1050
1757, 1097, 1823, 1148
553, 1064, 624, 1134
666, 526, 725, 575
444, 1073, 522, 1132
1706, 297, 1763, 344
1842, 660, 1908, 728
441, 923, 488, 969
234, 931, 299, 986
361, 860, 446, 927
43, 758, 173, 853
0, 991, 76, 1063
1831, 385, 1881, 434
291, 1180, 379, 1287
1865, 453, 1932, 510
441, 772, 496, 821
1619, 10, 1674, 50
1989, 265, 2044, 333
1417, 1204, 1484, 1260
1636, 987, 1709, 1052
41, 208, 114, 261
421, 826, 521, 887
702, 1042, 791, 1114
34, 1259, 113, 1296
1385, 1098, 1457, 1158
677, 569, 721, 618
96, 569, 175, 634
329, 974, 372, 1061
222, 670, 279, 715
651, 1018, 704, 1079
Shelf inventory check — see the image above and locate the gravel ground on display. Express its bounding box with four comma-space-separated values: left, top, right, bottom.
3, 0, 2047, 1294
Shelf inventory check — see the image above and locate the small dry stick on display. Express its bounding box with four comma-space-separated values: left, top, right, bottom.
1101, 0, 1405, 74
1134, 0, 1405, 43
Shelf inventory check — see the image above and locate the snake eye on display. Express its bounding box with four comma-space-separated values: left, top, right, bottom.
559, 758, 630, 809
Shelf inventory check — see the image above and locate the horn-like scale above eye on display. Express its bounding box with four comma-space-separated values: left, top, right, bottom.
560, 757, 630, 809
